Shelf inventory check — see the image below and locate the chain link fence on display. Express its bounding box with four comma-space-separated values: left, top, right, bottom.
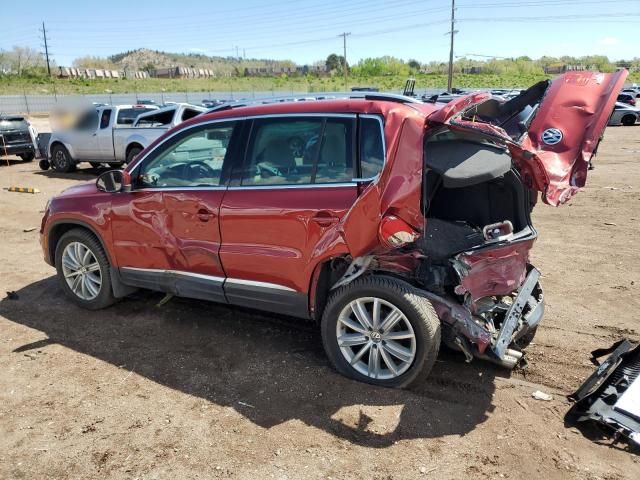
0, 88, 446, 115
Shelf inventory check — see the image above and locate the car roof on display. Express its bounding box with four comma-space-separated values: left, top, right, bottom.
196, 98, 439, 124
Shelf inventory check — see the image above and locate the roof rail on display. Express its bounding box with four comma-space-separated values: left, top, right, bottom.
205, 92, 423, 113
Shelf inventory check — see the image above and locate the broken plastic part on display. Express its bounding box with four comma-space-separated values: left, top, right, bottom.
378, 215, 420, 249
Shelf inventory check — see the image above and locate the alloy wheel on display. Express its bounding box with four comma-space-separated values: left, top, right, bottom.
61, 241, 102, 300
336, 297, 417, 380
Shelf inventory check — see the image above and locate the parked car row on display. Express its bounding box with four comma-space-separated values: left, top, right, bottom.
39, 70, 627, 387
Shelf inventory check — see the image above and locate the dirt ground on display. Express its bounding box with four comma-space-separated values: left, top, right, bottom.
0, 119, 639, 479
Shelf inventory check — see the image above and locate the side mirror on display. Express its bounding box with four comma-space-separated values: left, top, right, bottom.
96, 169, 131, 193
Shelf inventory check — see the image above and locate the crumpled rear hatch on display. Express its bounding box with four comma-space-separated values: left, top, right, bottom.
428, 70, 628, 206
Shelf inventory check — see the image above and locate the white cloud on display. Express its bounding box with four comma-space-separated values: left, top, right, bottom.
599, 37, 619, 46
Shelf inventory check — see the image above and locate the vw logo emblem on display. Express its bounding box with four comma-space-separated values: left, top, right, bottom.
542, 128, 563, 145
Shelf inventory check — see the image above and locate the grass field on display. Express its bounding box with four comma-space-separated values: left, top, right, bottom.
2, 71, 639, 96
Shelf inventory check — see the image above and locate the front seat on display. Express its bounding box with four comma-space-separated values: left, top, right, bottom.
258, 137, 296, 177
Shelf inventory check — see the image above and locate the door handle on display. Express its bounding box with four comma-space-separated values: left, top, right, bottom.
197, 208, 214, 222
311, 212, 339, 227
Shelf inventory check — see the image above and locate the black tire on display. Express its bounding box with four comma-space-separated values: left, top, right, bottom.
50, 144, 76, 173
39, 159, 50, 170
19, 152, 35, 162
126, 146, 143, 165
321, 275, 441, 389
621, 115, 637, 126
515, 326, 538, 349
54, 228, 117, 310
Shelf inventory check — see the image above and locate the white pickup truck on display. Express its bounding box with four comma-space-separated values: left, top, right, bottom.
46, 103, 206, 172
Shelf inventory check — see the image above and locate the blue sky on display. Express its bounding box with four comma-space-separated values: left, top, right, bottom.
3, 0, 639, 67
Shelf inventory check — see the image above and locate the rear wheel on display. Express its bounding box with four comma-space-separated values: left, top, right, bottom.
621, 115, 637, 126
51, 144, 75, 173
19, 152, 35, 162
321, 275, 441, 388
126, 146, 143, 165
54, 228, 116, 310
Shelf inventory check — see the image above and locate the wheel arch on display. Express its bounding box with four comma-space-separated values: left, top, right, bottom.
308, 254, 351, 322
48, 140, 75, 160
125, 141, 144, 157
48, 220, 114, 268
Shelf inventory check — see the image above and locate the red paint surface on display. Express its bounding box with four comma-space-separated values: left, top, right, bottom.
455, 240, 535, 302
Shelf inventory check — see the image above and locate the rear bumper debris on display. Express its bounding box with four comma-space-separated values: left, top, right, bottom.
567, 339, 640, 450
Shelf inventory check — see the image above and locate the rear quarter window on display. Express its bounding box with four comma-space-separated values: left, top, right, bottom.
359, 116, 384, 179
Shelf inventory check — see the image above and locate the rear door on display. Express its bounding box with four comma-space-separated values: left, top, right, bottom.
218, 114, 359, 318
110, 120, 240, 302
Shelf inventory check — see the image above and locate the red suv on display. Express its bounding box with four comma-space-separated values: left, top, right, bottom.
40, 71, 626, 388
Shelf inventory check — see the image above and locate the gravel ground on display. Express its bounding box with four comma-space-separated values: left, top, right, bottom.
0, 120, 639, 479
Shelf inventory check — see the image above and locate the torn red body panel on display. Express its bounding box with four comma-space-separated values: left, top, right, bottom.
429, 70, 628, 206
453, 240, 535, 302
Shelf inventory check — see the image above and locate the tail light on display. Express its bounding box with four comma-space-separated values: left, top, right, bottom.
378, 215, 420, 249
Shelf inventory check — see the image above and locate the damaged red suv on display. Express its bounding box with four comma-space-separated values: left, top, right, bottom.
40, 70, 626, 388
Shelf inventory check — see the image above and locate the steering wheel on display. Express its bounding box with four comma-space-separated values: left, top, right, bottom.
185, 160, 217, 180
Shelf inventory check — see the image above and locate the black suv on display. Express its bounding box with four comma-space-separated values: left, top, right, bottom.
0, 115, 36, 162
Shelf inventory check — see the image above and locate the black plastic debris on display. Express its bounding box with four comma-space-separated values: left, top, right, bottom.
566, 339, 640, 451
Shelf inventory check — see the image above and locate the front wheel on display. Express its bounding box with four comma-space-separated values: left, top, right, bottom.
321, 275, 441, 388
51, 144, 76, 173
55, 228, 116, 310
19, 152, 35, 162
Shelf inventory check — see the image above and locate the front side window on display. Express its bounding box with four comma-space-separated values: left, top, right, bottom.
137, 123, 235, 188
76, 110, 99, 131
359, 116, 384, 179
241, 116, 354, 186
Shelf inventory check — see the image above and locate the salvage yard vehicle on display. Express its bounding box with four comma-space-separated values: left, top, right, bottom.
0, 115, 36, 162
608, 102, 639, 126
40, 70, 627, 388
45, 104, 159, 172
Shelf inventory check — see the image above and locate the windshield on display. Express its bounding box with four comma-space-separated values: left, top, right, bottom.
0, 118, 28, 131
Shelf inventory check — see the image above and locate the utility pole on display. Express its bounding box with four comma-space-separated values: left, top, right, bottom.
40, 21, 52, 76
447, 0, 456, 93
338, 32, 351, 91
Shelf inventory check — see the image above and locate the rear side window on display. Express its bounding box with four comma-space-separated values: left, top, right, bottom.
241, 116, 354, 186
359, 116, 384, 179
100, 109, 112, 129
117, 108, 156, 125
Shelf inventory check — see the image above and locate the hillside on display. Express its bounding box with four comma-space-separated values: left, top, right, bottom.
73, 48, 298, 76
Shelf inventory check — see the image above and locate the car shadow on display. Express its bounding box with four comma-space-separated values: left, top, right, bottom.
33, 164, 110, 181
0, 277, 502, 448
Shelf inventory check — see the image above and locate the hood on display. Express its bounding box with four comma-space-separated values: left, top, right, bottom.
57, 181, 99, 198
428, 70, 628, 205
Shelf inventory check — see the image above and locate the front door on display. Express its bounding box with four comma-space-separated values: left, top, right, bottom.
110, 120, 239, 302
219, 115, 359, 318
